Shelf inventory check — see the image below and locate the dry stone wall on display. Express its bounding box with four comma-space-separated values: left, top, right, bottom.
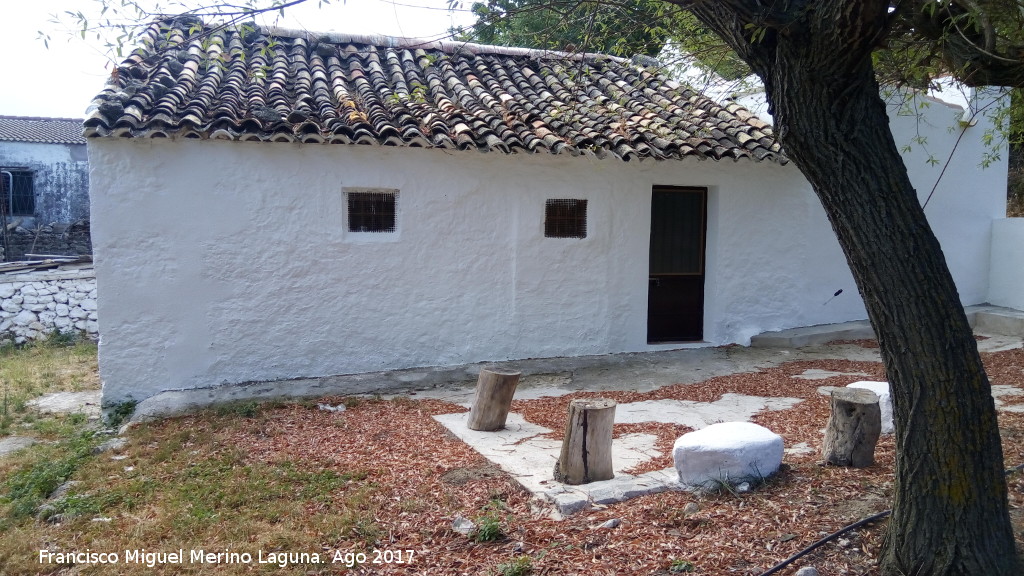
0, 220, 92, 261
0, 266, 97, 344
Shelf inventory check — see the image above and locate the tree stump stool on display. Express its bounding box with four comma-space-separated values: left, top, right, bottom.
553, 398, 616, 485
467, 367, 521, 431
822, 387, 882, 467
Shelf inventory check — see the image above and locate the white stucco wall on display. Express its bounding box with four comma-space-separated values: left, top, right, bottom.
989, 219, 1024, 310
886, 90, 1009, 307
89, 97, 1006, 405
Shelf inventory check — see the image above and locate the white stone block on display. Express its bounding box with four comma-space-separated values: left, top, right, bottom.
0, 319, 11, 333
1, 300, 21, 313
20, 287, 38, 297
55, 303, 70, 317
673, 422, 784, 488
847, 381, 893, 434
85, 320, 99, 335
0, 285, 14, 299
38, 311, 58, 324
54, 315, 73, 329
54, 292, 68, 304
69, 307, 89, 319
80, 299, 97, 312
13, 310, 37, 327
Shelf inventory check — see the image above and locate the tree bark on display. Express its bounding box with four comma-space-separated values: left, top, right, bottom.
822, 387, 882, 468
467, 368, 521, 431
553, 398, 616, 485
678, 1, 1020, 573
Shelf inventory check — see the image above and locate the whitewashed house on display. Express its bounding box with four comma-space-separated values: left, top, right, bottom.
85, 18, 1009, 408
0, 116, 91, 260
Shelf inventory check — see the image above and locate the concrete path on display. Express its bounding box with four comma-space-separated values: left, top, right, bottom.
434, 392, 805, 517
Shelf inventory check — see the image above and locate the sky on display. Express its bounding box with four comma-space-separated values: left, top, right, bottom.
0, 0, 476, 119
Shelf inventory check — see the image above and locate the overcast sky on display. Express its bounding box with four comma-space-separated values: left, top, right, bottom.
0, 0, 476, 119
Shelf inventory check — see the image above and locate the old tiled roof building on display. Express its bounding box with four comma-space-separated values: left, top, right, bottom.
84, 16, 783, 163
0, 116, 86, 146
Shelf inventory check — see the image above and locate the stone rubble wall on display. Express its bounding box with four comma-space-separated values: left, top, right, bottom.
0, 267, 97, 344
1, 220, 92, 261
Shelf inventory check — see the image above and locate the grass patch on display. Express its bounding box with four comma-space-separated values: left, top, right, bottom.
1, 430, 101, 525
0, 337, 97, 436
0, 408, 382, 575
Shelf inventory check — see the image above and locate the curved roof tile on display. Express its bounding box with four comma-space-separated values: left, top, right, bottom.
84, 18, 785, 163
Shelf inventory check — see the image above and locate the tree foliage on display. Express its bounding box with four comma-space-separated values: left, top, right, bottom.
457, 0, 750, 78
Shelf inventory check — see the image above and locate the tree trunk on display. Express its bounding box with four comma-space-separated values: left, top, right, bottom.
768, 54, 1018, 576
553, 398, 616, 485
822, 387, 882, 467
680, 2, 1019, 573
467, 368, 521, 431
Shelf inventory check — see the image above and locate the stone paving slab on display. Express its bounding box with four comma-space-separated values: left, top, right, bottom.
0, 436, 37, 457
27, 391, 101, 419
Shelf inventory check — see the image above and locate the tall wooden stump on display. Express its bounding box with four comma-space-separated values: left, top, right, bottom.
822, 387, 882, 467
467, 368, 521, 431
553, 398, 616, 485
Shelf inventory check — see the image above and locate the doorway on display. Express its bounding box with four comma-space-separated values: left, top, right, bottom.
647, 186, 707, 342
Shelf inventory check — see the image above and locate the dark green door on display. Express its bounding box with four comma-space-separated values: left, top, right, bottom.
647, 187, 707, 342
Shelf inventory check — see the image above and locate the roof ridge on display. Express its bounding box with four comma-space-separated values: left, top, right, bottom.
259, 25, 631, 64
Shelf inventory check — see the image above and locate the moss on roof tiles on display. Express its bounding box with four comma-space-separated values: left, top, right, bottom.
84, 18, 785, 164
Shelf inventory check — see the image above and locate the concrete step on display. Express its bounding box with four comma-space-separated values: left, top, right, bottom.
971, 305, 1024, 337
750, 320, 875, 348
751, 304, 1024, 348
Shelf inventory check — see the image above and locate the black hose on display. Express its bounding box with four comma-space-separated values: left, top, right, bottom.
757, 462, 1024, 576
758, 510, 891, 576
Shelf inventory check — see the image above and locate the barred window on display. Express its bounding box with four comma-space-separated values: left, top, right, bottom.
544, 199, 587, 238
347, 190, 397, 233
1, 170, 34, 216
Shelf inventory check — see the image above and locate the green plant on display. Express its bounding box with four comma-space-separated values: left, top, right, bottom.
1, 430, 99, 522
473, 513, 504, 542
42, 329, 81, 348
105, 399, 137, 428
668, 558, 695, 573
496, 556, 533, 576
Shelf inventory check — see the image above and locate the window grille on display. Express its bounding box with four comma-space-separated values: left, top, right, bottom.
1, 170, 34, 216
544, 199, 587, 238
347, 191, 397, 233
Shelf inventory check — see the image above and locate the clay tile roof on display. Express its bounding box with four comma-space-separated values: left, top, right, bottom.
0, 116, 86, 145
84, 17, 785, 163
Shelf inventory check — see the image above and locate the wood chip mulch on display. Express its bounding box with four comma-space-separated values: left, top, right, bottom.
225, 347, 1024, 576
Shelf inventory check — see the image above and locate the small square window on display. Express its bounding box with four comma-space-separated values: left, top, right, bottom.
347, 190, 396, 233
545, 199, 587, 238
1, 170, 34, 217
